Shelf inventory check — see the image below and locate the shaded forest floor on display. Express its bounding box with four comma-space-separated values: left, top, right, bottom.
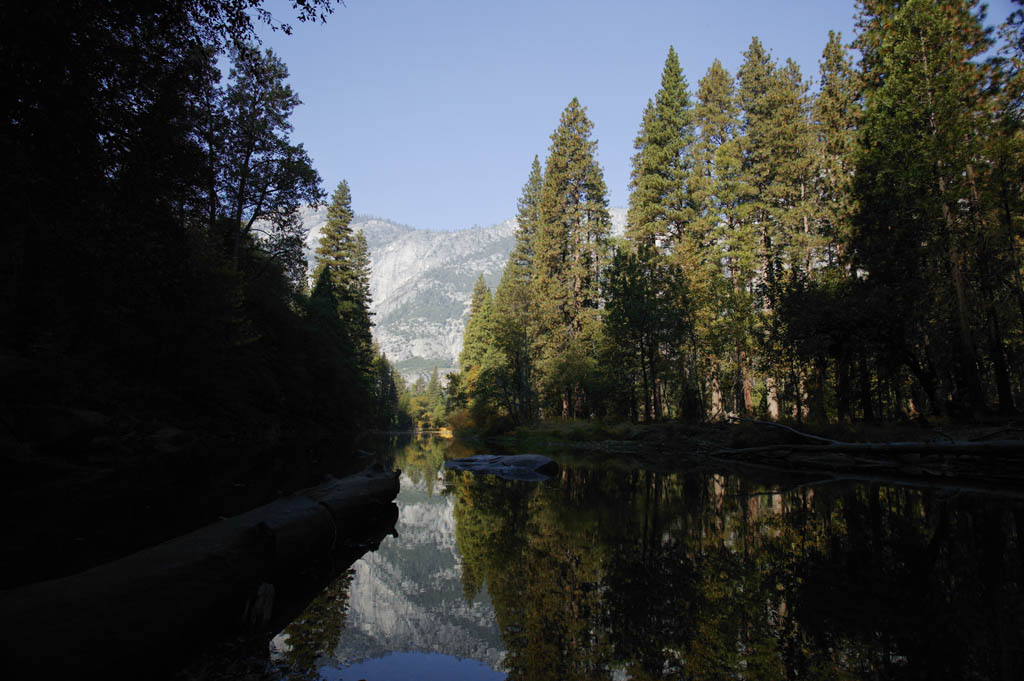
486, 419, 1024, 499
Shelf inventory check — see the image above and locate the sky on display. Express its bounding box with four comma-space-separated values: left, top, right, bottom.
254, 0, 1018, 232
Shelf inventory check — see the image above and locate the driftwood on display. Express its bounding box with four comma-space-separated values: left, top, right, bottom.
0, 468, 400, 680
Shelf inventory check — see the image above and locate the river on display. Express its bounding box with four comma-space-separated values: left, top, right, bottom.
267, 433, 1023, 680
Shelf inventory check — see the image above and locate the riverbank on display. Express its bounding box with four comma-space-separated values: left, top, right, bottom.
471, 419, 1024, 497
0, 418, 384, 589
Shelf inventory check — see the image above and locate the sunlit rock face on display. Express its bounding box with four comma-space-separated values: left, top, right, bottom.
331, 474, 505, 669
300, 206, 626, 381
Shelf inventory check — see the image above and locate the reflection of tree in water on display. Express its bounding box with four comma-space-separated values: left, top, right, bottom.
451, 466, 1024, 680
277, 569, 354, 678
390, 434, 475, 496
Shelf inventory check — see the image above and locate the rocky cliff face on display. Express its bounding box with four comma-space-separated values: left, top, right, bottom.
300, 205, 626, 380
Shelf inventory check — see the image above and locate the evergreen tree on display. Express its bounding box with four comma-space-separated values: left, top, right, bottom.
314, 180, 375, 398
812, 30, 859, 267
604, 244, 688, 421
734, 37, 822, 419
457, 275, 505, 423
622, 47, 698, 419
791, 30, 861, 423
626, 46, 696, 249
690, 59, 749, 419
494, 259, 538, 423
371, 349, 402, 429
532, 98, 612, 418
460, 275, 496, 378
853, 0, 1001, 414
487, 157, 544, 423
731, 37, 782, 414
344, 230, 376, 375
511, 156, 545, 277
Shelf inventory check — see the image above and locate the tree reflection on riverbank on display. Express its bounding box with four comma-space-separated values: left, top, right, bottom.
450, 462, 1024, 681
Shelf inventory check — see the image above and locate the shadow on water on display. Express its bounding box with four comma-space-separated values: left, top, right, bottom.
267, 433, 1024, 681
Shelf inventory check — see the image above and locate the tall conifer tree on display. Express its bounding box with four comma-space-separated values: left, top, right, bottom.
688, 59, 745, 419
314, 180, 375, 391
813, 31, 859, 266
622, 47, 697, 419
626, 46, 696, 249
490, 157, 545, 423
854, 0, 996, 413
533, 98, 612, 418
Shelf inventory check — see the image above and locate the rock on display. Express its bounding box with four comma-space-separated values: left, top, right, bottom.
443, 454, 559, 481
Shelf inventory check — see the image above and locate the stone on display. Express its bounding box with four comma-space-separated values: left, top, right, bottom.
443, 454, 559, 481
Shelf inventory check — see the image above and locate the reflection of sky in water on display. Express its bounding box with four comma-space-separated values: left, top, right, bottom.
322, 651, 505, 681
321, 470, 505, 678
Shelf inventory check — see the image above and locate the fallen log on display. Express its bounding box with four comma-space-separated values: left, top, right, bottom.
728, 418, 1024, 456
717, 439, 1024, 457
0, 468, 400, 680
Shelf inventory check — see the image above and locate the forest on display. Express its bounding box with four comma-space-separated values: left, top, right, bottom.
452, 0, 1024, 429
1, 1, 408, 466
3, 0, 1024, 463
2, 2, 1022, 676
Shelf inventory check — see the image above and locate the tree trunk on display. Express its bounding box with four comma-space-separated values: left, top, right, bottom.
837, 350, 852, 423
809, 356, 827, 424
710, 361, 724, 421
987, 308, 1015, 415
859, 352, 875, 422
741, 350, 754, 415
767, 374, 780, 420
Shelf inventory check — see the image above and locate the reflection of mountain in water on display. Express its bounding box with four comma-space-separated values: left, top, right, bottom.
332, 473, 505, 670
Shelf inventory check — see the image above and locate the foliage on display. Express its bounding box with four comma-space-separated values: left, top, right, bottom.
461, 3, 1023, 426
448, 462, 1024, 680
0, 0, 392, 467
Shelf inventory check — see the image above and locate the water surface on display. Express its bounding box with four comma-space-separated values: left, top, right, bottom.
272, 434, 1024, 680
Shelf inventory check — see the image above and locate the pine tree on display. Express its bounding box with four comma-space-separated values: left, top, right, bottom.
734, 37, 822, 419
486, 157, 544, 422
604, 244, 687, 421
813, 30, 859, 266
853, 0, 998, 413
622, 47, 697, 419
493, 263, 536, 423
732, 37, 782, 415
460, 275, 495, 377
793, 30, 861, 423
493, 159, 544, 423
314, 180, 375, 396
768, 59, 818, 277
626, 46, 696, 249
684, 61, 749, 417
458, 275, 505, 424
532, 98, 612, 418
344, 229, 375, 375
510, 156, 544, 277
691, 60, 748, 418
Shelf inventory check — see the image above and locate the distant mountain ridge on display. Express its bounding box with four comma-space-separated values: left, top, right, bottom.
299, 205, 627, 380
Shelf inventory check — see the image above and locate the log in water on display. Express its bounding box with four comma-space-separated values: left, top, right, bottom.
0, 468, 400, 679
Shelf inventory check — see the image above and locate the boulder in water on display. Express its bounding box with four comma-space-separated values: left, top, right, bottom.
443, 454, 558, 481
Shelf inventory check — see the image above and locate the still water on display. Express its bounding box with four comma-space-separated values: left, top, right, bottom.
270, 434, 1023, 680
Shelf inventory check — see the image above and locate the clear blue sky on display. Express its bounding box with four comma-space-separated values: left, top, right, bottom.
255, 0, 1017, 232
